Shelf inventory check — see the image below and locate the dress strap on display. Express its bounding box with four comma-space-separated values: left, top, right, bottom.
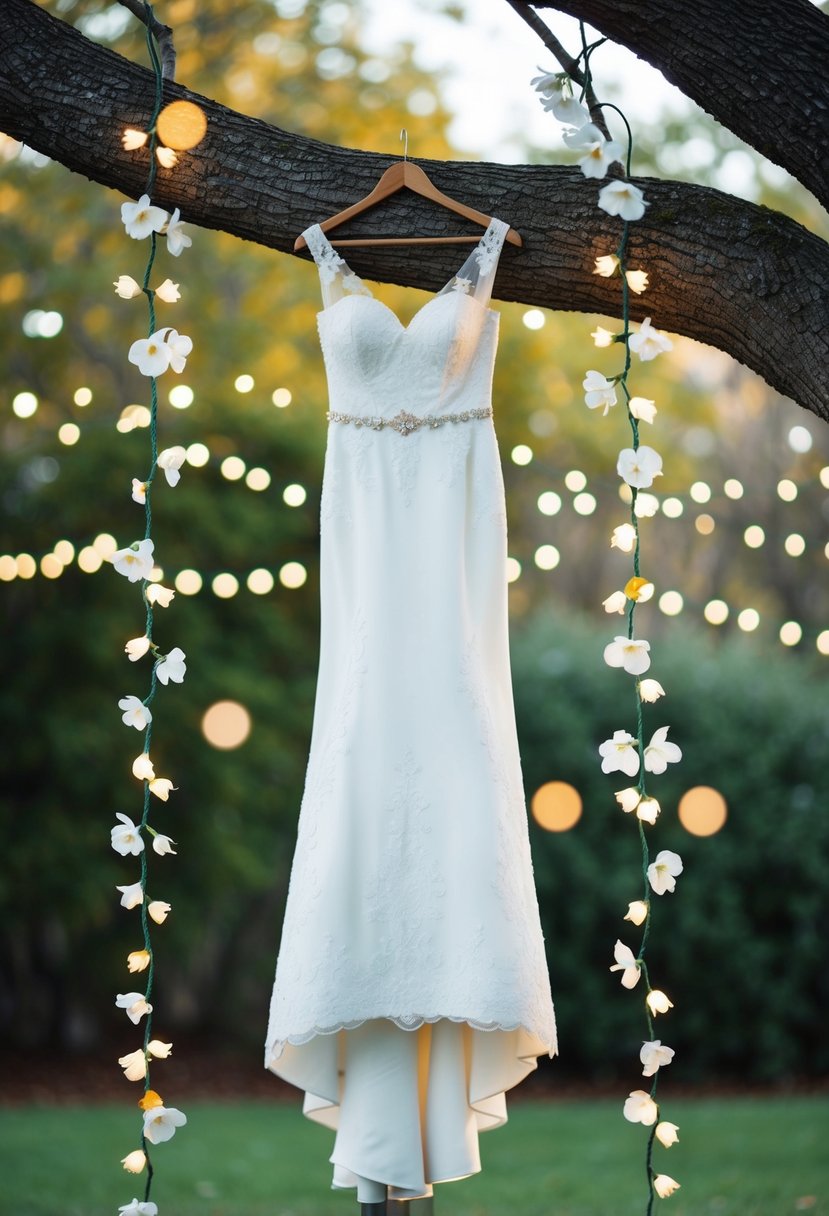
437, 217, 510, 311
301, 224, 372, 309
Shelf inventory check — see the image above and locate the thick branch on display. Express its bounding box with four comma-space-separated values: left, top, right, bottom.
114, 0, 176, 81
1, 0, 827, 417
532, 0, 829, 210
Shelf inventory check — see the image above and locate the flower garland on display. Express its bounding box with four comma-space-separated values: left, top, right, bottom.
104, 9, 201, 1215
533, 32, 683, 1209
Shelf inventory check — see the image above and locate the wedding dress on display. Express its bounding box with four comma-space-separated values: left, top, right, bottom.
265, 216, 557, 1203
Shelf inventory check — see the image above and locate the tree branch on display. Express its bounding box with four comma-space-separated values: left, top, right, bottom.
115, 0, 176, 81
531, 0, 829, 210
0, 0, 826, 417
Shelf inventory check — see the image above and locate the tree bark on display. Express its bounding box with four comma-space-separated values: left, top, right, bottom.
532, 0, 829, 211
1, 0, 827, 418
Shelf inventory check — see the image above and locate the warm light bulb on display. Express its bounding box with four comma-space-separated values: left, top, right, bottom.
156, 100, 208, 150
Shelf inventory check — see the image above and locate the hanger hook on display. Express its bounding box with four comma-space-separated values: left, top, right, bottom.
399, 127, 408, 161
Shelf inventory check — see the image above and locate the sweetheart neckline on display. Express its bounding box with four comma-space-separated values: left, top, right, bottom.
317, 289, 498, 333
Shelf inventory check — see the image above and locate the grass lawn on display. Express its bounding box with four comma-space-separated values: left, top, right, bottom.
0, 1095, 826, 1216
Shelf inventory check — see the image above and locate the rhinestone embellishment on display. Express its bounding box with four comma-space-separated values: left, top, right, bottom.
327, 407, 492, 436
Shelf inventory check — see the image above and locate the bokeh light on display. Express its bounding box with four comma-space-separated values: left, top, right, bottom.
221, 456, 246, 480
174, 569, 203, 595
12, 391, 38, 418
506, 557, 521, 583
689, 481, 711, 503
234, 374, 255, 393
279, 561, 307, 589
784, 533, 805, 557
787, 425, 812, 453
695, 514, 715, 535
678, 786, 727, 836
704, 599, 729, 625
212, 573, 239, 598
537, 491, 561, 516
565, 470, 587, 492
534, 545, 560, 570
201, 700, 252, 750
662, 497, 683, 518
723, 478, 743, 499
777, 478, 797, 502
247, 568, 275, 594
245, 467, 271, 491
283, 483, 307, 507
737, 608, 760, 632
272, 387, 292, 408
573, 492, 596, 516
186, 442, 210, 467
73, 387, 92, 407
58, 423, 80, 445
659, 590, 684, 616
744, 525, 765, 549
169, 384, 194, 409
531, 781, 583, 832
522, 309, 545, 330
511, 444, 533, 466
779, 621, 802, 646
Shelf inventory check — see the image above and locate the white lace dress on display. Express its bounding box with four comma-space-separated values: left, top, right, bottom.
265, 217, 557, 1203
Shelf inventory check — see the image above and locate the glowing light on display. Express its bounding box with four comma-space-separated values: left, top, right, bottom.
272, 388, 292, 408
787, 425, 812, 453
817, 631, 829, 656
704, 599, 729, 625
247, 567, 275, 594
777, 478, 797, 502
531, 781, 583, 832
117, 404, 151, 432
744, 525, 765, 549
58, 423, 80, 445
689, 481, 711, 504
93, 533, 117, 557
53, 540, 75, 564
221, 456, 246, 480
16, 553, 36, 579
737, 608, 760, 632
565, 470, 587, 492
618, 483, 633, 505
122, 128, 149, 150
534, 545, 560, 570
22, 309, 63, 338
0, 555, 17, 580
634, 493, 659, 518
779, 621, 802, 646
74, 387, 93, 407
40, 553, 63, 579
283, 483, 307, 507
245, 467, 271, 491
658, 590, 684, 616
280, 561, 308, 589
678, 786, 727, 836
12, 391, 38, 418
168, 384, 194, 409
234, 374, 255, 393
522, 309, 545, 330
537, 491, 561, 516
723, 478, 743, 500
506, 557, 521, 583
695, 513, 715, 535
186, 442, 209, 467
149, 565, 164, 582
201, 700, 251, 750
156, 100, 207, 150
662, 497, 683, 518
174, 568, 202, 595
784, 533, 805, 557
212, 573, 239, 598
511, 444, 533, 466
820, 467, 829, 489
77, 546, 103, 573
573, 492, 597, 516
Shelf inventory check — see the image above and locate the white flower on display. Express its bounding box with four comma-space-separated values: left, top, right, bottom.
149, 777, 176, 801
120, 1153, 147, 1176
628, 396, 657, 424
583, 369, 617, 415
152, 833, 177, 856
598, 180, 648, 221
118, 1199, 157, 1216
611, 523, 637, 553
594, 254, 620, 277
165, 208, 192, 257
653, 1175, 681, 1198
157, 445, 187, 487
609, 939, 641, 989
111, 813, 144, 857
147, 1039, 173, 1058
623, 1089, 658, 1125
629, 316, 674, 361
591, 326, 616, 348
132, 752, 155, 781
625, 269, 649, 294
163, 328, 193, 373
641, 1039, 675, 1077
121, 194, 168, 240
119, 695, 152, 730
127, 949, 150, 973
637, 796, 661, 824
146, 583, 175, 607
604, 635, 651, 676
603, 590, 627, 615
655, 1121, 680, 1148
122, 128, 149, 151
634, 493, 660, 518
549, 95, 590, 125
132, 479, 147, 505
115, 992, 153, 1024
624, 900, 649, 926
114, 275, 142, 299
125, 635, 151, 661
128, 333, 172, 378
148, 900, 171, 924
156, 646, 186, 685
155, 278, 181, 303
116, 881, 144, 909
644, 726, 682, 774
156, 146, 178, 169
648, 850, 684, 895
143, 1104, 188, 1144
624, 577, 654, 602
615, 787, 641, 814
530, 66, 562, 93
647, 989, 674, 1016
110, 539, 155, 583
617, 446, 663, 489
639, 679, 665, 703
118, 1048, 147, 1081
599, 730, 640, 776
564, 124, 623, 178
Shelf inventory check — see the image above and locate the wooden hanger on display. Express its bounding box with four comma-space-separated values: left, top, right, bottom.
293, 130, 522, 251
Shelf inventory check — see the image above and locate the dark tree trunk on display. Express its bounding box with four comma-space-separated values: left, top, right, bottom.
0, 0, 827, 417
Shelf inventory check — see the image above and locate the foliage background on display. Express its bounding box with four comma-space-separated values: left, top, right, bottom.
1, 0, 827, 1083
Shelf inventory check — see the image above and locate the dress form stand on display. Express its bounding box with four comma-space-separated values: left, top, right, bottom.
360, 1198, 434, 1214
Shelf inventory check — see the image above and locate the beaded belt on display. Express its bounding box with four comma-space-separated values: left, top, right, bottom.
326, 407, 492, 437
